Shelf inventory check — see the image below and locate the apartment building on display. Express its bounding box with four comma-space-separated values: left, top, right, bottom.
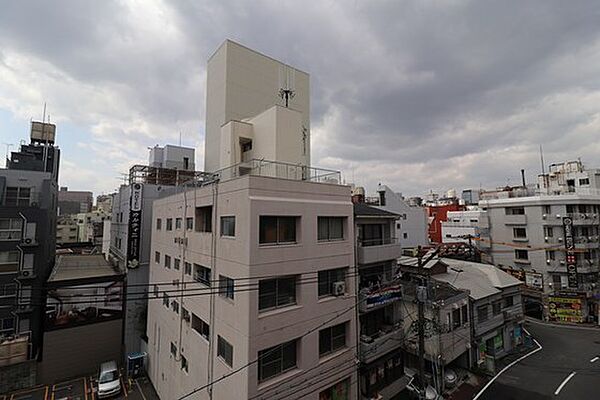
57, 187, 93, 216
147, 171, 356, 400
480, 161, 600, 323
0, 122, 59, 390
109, 144, 197, 354
354, 203, 407, 399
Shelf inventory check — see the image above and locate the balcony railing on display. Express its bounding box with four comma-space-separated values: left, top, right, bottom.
359, 323, 403, 364
357, 237, 402, 264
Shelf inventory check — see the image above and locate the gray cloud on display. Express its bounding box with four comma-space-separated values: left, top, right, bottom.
1, 0, 600, 197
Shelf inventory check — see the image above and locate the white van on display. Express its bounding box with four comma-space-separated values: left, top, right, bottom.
97, 361, 121, 398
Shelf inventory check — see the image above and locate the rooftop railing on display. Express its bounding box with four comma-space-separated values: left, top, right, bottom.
214, 159, 342, 185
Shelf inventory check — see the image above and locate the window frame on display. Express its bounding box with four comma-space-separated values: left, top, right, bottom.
0, 218, 22, 241
258, 339, 298, 382
220, 216, 236, 237
191, 313, 210, 340
156, 218, 162, 230
193, 264, 211, 286
219, 275, 234, 299
317, 217, 345, 242
318, 268, 347, 297
217, 335, 233, 367
259, 216, 298, 245
319, 322, 347, 357
258, 276, 297, 311
166, 218, 173, 231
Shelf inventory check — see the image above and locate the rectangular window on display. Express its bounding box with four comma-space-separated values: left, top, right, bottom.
319, 322, 347, 357
0, 218, 22, 240
504, 296, 514, 308
195, 206, 213, 232
163, 293, 169, 308
0, 283, 17, 297
5, 187, 31, 206
186, 217, 193, 230
0, 317, 15, 333
182, 307, 190, 322
259, 276, 297, 311
155, 251, 161, 263
515, 249, 528, 260
320, 378, 350, 400
193, 264, 211, 286
258, 339, 297, 381
461, 304, 468, 324
172, 300, 179, 314
174, 258, 180, 270
318, 217, 345, 241
492, 301, 502, 316
156, 218, 162, 230
477, 305, 488, 322
219, 275, 234, 299
220, 216, 236, 237
217, 336, 233, 367
566, 204, 576, 214
513, 227, 527, 239
580, 178, 590, 186
181, 355, 188, 373
153, 285, 159, 297
191, 314, 210, 340
164, 255, 171, 269
170, 342, 177, 357
544, 226, 553, 237
184, 262, 192, 276
543, 205, 551, 215
546, 250, 556, 261
452, 308, 461, 330
259, 216, 297, 244
0, 251, 19, 273
505, 207, 525, 215
175, 218, 182, 229
166, 218, 173, 231
318, 268, 347, 297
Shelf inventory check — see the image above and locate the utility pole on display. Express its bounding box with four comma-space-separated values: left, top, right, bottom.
416, 247, 427, 399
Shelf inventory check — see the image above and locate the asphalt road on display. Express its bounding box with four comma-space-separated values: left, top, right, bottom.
477, 320, 600, 400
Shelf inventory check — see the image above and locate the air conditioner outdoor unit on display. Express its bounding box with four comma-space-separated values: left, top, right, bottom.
546, 259, 551, 264
556, 214, 561, 218
542, 214, 547, 219
332, 281, 346, 296
560, 260, 566, 265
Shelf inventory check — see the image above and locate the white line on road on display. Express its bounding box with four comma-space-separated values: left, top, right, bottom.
590, 356, 599, 363
472, 328, 542, 400
554, 372, 576, 395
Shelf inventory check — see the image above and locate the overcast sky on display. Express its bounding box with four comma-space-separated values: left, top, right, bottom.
1, 0, 600, 199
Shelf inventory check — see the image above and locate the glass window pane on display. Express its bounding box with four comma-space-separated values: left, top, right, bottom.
281, 341, 297, 370
279, 217, 296, 243
260, 217, 278, 244
318, 217, 329, 241
330, 218, 343, 239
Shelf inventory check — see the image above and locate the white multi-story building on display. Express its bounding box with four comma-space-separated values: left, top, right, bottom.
147, 172, 356, 400
372, 184, 429, 249
441, 209, 486, 244
480, 160, 600, 323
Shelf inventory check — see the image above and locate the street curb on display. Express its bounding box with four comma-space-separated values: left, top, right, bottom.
526, 317, 600, 331
471, 329, 542, 400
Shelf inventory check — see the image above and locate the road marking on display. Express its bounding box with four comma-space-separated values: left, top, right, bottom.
554, 371, 576, 395
591, 356, 599, 363
472, 328, 543, 400
44, 386, 49, 400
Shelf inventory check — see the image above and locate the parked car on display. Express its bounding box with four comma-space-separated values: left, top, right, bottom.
97, 361, 121, 398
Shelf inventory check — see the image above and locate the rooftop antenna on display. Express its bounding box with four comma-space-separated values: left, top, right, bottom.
179, 130, 182, 146
278, 65, 295, 108
540, 144, 548, 194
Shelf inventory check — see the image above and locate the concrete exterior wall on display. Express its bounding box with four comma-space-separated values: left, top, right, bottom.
375, 185, 429, 248
441, 210, 486, 243
205, 40, 310, 172
147, 175, 356, 400
38, 319, 122, 383
0, 360, 37, 394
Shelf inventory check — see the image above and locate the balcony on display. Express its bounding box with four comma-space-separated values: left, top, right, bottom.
359, 324, 403, 364
504, 214, 527, 225
359, 283, 403, 313
357, 237, 402, 265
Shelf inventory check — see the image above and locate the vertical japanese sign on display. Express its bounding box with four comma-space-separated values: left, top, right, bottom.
562, 217, 578, 289
127, 183, 143, 269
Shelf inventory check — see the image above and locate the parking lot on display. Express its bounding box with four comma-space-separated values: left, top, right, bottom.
3, 374, 159, 400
